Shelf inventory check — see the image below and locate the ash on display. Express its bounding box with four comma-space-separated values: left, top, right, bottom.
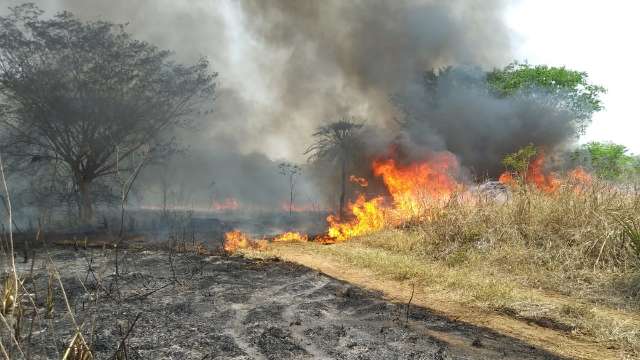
13, 247, 565, 359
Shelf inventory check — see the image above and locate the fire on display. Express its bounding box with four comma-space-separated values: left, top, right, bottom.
372, 152, 460, 214
212, 197, 239, 211
498, 172, 516, 186
223, 230, 250, 252
568, 167, 592, 184
567, 167, 592, 193
527, 154, 560, 193
272, 231, 308, 242
327, 195, 385, 241
223, 230, 268, 253
499, 153, 560, 193
349, 175, 369, 187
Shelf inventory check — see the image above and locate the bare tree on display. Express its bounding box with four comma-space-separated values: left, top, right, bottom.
0, 4, 216, 224
305, 119, 363, 219
278, 162, 302, 216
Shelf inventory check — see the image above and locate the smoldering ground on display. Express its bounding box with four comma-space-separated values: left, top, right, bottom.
2, 0, 582, 208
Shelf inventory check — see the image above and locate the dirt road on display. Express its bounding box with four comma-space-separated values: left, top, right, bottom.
16, 248, 565, 359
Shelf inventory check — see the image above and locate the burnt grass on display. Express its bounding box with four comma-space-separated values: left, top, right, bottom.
11, 246, 568, 360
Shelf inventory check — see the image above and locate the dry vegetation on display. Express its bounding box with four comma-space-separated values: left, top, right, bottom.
257, 179, 640, 357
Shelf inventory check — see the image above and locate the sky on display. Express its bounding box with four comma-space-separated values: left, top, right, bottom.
506, 0, 639, 153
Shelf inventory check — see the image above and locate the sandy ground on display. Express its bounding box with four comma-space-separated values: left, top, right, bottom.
9, 247, 567, 359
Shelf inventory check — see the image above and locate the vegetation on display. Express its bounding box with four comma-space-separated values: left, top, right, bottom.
258, 179, 640, 357
0, 4, 216, 223
488, 62, 606, 133
305, 119, 364, 220
573, 141, 640, 180
278, 162, 302, 216
501, 143, 537, 179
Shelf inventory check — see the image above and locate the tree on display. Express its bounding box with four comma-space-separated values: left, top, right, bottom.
305, 119, 363, 220
573, 142, 639, 180
487, 62, 606, 134
0, 4, 216, 223
278, 162, 302, 216
502, 143, 537, 182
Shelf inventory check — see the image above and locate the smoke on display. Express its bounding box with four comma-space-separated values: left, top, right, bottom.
1, 0, 581, 209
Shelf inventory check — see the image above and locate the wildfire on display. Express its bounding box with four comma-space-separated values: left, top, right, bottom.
349, 175, 369, 187
372, 152, 460, 214
499, 153, 594, 194
212, 197, 240, 211
568, 167, 592, 184
327, 195, 385, 241
272, 231, 308, 242
223, 230, 249, 252
499, 153, 560, 193
231, 148, 593, 249
567, 167, 592, 193
223, 230, 267, 253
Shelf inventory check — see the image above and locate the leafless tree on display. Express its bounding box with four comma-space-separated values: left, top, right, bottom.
0, 4, 216, 224
305, 119, 363, 219
278, 162, 302, 216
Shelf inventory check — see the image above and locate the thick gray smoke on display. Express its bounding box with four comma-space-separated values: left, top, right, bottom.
2, 0, 580, 209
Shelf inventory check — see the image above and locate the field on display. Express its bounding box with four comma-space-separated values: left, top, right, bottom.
247, 180, 640, 359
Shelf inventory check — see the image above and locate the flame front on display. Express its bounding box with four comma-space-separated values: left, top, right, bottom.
527, 154, 560, 193
327, 194, 386, 241
272, 231, 308, 242
223, 230, 250, 252
498, 153, 562, 193
223, 230, 268, 253
372, 153, 460, 215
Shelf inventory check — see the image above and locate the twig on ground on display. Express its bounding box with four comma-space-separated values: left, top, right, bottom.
406, 283, 415, 327
111, 313, 141, 360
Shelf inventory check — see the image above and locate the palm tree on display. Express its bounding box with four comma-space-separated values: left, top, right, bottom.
305, 119, 363, 220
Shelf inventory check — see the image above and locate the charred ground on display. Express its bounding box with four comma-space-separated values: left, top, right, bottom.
11, 243, 568, 360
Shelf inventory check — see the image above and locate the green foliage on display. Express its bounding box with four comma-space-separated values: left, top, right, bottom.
487, 62, 606, 133
502, 144, 537, 177
573, 142, 639, 180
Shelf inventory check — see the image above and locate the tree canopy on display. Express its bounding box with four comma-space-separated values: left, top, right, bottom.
487, 62, 605, 133
573, 142, 639, 180
0, 4, 216, 222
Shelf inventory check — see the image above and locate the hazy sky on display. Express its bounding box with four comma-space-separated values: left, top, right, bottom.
507, 0, 639, 153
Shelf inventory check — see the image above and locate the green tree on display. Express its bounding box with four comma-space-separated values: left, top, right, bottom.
573, 142, 638, 180
487, 62, 606, 134
0, 4, 216, 223
305, 119, 363, 220
502, 144, 537, 182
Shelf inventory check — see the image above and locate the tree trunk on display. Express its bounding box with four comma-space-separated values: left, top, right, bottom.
78, 179, 94, 224
289, 174, 294, 216
339, 157, 346, 220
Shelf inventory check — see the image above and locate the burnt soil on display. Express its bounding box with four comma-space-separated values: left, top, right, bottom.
11, 247, 567, 359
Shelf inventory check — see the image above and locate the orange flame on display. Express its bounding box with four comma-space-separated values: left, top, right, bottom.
223, 230, 268, 253
567, 167, 592, 193
327, 195, 385, 241
568, 167, 592, 184
272, 231, 308, 242
349, 175, 369, 187
223, 230, 250, 252
499, 153, 560, 193
372, 153, 460, 213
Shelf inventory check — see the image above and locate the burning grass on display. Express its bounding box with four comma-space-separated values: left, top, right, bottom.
255, 179, 640, 357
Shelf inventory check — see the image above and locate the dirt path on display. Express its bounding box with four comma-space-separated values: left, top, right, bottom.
253, 244, 626, 360
17, 248, 568, 359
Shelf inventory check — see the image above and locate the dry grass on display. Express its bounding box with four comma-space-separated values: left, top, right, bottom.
261, 179, 640, 356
